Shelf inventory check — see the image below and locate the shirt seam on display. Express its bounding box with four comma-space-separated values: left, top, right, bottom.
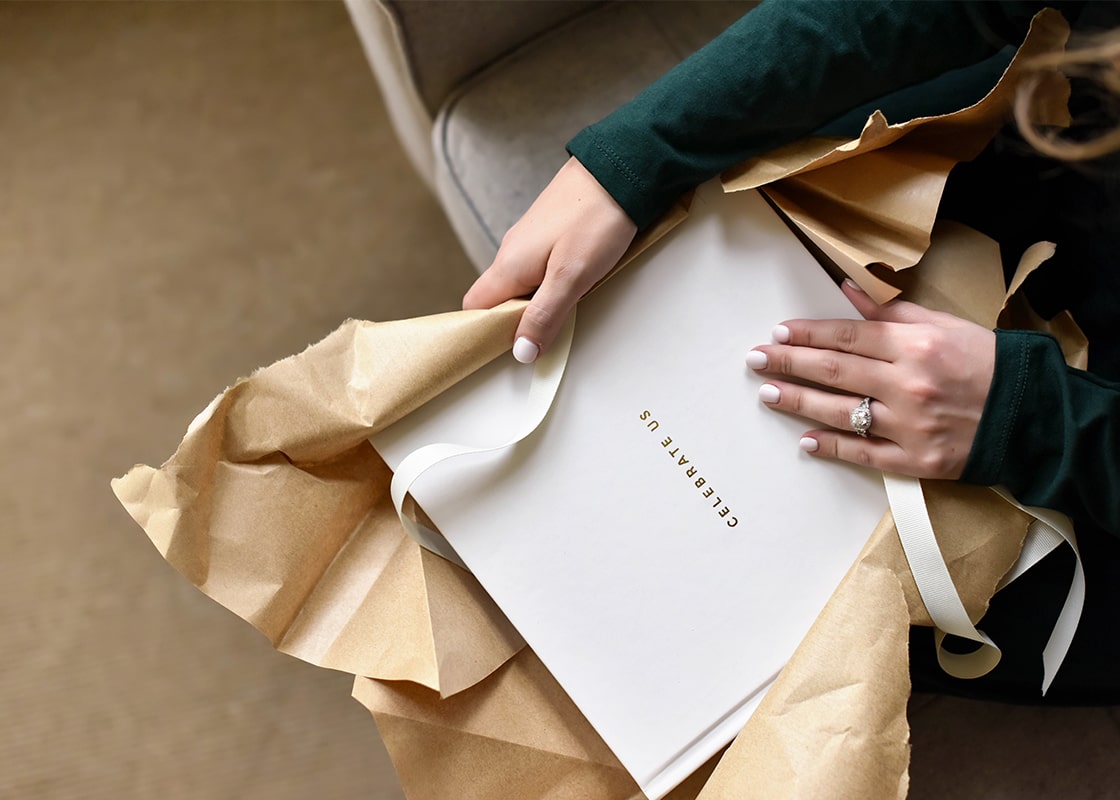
589, 135, 648, 196
994, 333, 1031, 479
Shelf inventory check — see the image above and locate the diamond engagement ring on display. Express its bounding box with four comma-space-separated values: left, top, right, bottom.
850, 397, 873, 437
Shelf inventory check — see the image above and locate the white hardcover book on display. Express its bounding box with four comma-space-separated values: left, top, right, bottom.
371, 181, 886, 799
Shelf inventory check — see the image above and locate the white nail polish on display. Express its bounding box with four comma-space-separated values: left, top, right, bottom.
746, 350, 768, 370
512, 337, 540, 364
843, 278, 866, 294
799, 437, 819, 453
771, 324, 791, 344
758, 383, 781, 404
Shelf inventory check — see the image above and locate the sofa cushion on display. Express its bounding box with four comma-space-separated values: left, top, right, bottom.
433, 0, 754, 271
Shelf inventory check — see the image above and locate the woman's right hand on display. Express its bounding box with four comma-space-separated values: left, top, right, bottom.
462, 156, 638, 363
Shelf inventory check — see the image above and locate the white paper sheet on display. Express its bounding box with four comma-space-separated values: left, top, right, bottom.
372, 183, 886, 798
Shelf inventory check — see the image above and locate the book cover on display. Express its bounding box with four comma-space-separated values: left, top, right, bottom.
372, 182, 886, 798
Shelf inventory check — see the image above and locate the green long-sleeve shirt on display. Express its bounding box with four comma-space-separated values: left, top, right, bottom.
568, 0, 1060, 231
566, 0, 1120, 536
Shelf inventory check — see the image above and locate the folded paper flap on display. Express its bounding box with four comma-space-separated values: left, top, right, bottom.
373, 714, 644, 800
353, 649, 733, 800
749, 129, 988, 304
998, 241, 1089, 369
279, 510, 439, 677
123, 436, 515, 694
759, 195, 906, 305
775, 145, 955, 240
112, 463, 191, 557
881, 221, 1007, 327
724, 109, 914, 194
273, 490, 522, 697
723, 9, 1070, 194
353, 649, 628, 769
761, 146, 953, 272
721, 136, 849, 194
417, 548, 526, 697
222, 304, 526, 466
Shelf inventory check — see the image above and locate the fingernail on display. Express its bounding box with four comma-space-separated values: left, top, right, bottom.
512, 337, 540, 364
758, 383, 781, 404
843, 278, 866, 294
771, 324, 790, 344
799, 436, 819, 453
746, 350, 768, 370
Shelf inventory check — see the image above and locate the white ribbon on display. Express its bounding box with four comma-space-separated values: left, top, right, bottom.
885, 473, 1083, 694
389, 312, 576, 569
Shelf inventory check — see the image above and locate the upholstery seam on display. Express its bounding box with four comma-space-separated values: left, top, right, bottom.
438, 94, 500, 250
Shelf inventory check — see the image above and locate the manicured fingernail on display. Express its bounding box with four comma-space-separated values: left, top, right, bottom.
746, 350, 768, 370
771, 324, 790, 344
799, 436, 820, 453
844, 278, 866, 294
512, 337, 540, 364
758, 383, 781, 404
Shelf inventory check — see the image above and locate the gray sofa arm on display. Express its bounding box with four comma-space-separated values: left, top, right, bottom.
345, 0, 601, 189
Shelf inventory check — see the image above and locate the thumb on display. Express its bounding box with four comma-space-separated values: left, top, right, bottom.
509, 264, 586, 363
508, 222, 634, 363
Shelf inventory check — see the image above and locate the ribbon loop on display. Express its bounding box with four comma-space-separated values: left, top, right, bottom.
885, 473, 1082, 695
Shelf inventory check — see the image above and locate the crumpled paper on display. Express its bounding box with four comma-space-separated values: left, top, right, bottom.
113, 9, 1080, 800
724, 7, 1071, 305
113, 304, 528, 697
112, 204, 687, 700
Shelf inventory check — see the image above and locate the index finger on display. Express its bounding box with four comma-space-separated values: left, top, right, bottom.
774, 317, 901, 363
462, 249, 546, 311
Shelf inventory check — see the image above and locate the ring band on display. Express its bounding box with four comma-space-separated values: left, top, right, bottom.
850, 397, 872, 437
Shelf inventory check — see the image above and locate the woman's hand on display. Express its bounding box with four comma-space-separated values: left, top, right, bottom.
747, 280, 996, 480
462, 157, 637, 363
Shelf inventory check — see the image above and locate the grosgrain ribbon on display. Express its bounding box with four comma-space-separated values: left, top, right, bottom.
884, 473, 1082, 694
992, 485, 1085, 692
389, 312, 577, 569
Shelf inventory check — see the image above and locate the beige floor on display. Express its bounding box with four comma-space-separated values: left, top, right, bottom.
5, 3, 1120, 800
1, 3, 471, 798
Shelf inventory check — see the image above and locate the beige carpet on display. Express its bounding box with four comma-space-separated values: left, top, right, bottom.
1, 3, 473, 797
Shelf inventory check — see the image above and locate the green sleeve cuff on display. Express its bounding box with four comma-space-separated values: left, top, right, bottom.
960, 329, 1043, 486
962, 329, 1120, 533
566, 128, 653, 229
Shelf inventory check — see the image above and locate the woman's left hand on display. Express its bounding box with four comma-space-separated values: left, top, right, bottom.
747, 280, 996, 480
